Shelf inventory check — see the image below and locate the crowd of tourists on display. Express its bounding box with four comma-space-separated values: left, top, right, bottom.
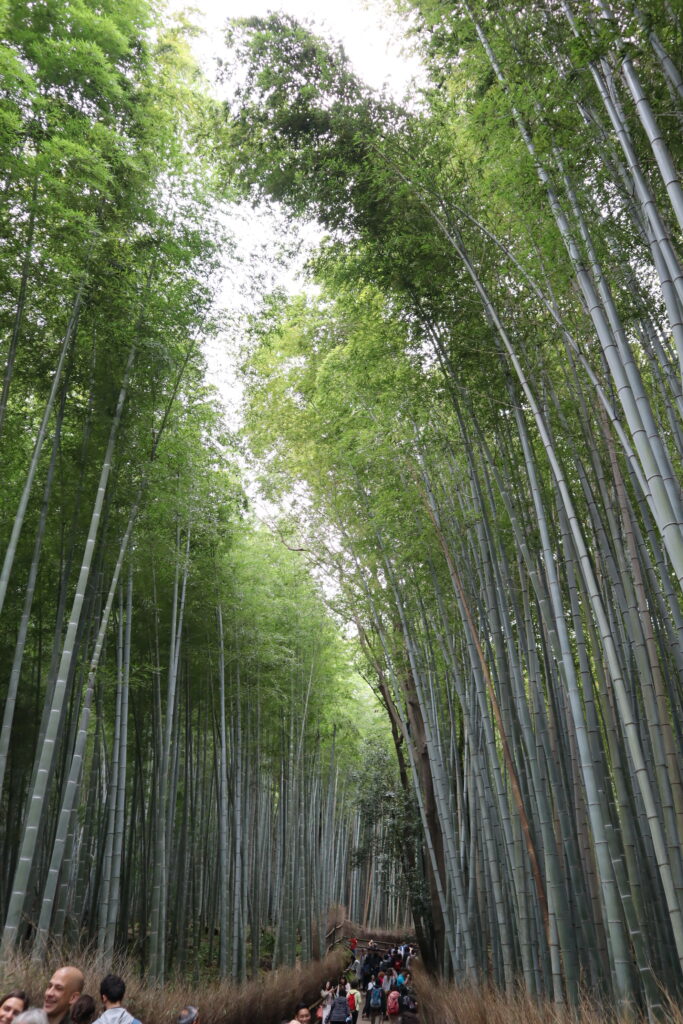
0, 970, 139, 1024
287, 939, 418, 1024
2, 948, 417, 1024
0, 970, 196, 1024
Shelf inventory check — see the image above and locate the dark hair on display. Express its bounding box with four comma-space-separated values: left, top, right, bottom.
293, 1004, 308, 1013
0, 993, 28, 1013
99, 976, 125, 1004
71, 996, 96, 1024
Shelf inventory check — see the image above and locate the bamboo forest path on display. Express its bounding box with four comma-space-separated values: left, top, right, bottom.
289, 923, 421, 1023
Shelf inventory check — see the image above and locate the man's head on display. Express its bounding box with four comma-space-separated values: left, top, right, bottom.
43, 967, 84, 1023
99, 977, 125, 1008
177, 1007, 198, 1024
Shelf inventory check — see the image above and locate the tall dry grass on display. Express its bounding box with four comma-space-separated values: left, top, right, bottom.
0, 948, 348, 1024
14, 947, 683, 1024
413, 970, 668, 1024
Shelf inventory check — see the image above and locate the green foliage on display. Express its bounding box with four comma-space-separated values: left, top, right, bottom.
0, 0, 382, 975
229, 0, 683, 998
350, 745, 428, 914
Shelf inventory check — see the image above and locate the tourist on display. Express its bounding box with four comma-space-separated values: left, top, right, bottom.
70, 996, 96, 1024
319, 982, 334, 1024
327, 984, 351, 1023
43, 968, 84, 1024
359, 953, 370, 992
363, 948, 380, 991
366, 979, 384, 1024
346, 978, 361, 1024
287, 1005, 311, 1024
15, 1013, 47, 1024
398, 987, 418, 1024
386, 988, 401, 1018
98, 976, 138, 1024
0, 993, 28, 1024
362, 974, 375, 1019
176, 1008, 198, 1024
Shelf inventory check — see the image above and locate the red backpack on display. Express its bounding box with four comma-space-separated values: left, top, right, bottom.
347, 992, 356, 1012
387, 990, 400, 1015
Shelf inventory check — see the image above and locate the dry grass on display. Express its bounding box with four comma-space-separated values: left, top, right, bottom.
0, 948, 348, 1024
20, 946, 682, 1024
414, 969, 651, 1024
342, 924, 414, 948
324, 906, 412, 950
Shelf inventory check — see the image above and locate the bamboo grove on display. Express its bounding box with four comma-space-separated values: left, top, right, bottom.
0, 0, 412, 986
222, 0, 683, 1013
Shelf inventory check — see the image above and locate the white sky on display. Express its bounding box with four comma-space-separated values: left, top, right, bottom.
174, 0, 421, 95
167, 0, 422, 435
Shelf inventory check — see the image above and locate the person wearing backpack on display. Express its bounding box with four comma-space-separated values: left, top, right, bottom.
327, 985, 351, 1024
398, 987, 418, 1024
361, 975, 375, 1019
385, 990, 400, 1018
367, 982, 384, 1024
346, 982, 361, 1024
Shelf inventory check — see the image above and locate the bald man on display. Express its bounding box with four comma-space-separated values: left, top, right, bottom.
44, 967, 84, 1024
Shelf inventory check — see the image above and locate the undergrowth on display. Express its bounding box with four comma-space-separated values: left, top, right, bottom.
0, 948, 347, 1024
413, 969, 682, 1024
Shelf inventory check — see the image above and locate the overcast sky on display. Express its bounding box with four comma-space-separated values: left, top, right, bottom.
166, 0, 421, 417
172, 0, 421, 96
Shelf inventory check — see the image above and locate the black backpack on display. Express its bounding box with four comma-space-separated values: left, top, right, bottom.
400, 992, 417, 1013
